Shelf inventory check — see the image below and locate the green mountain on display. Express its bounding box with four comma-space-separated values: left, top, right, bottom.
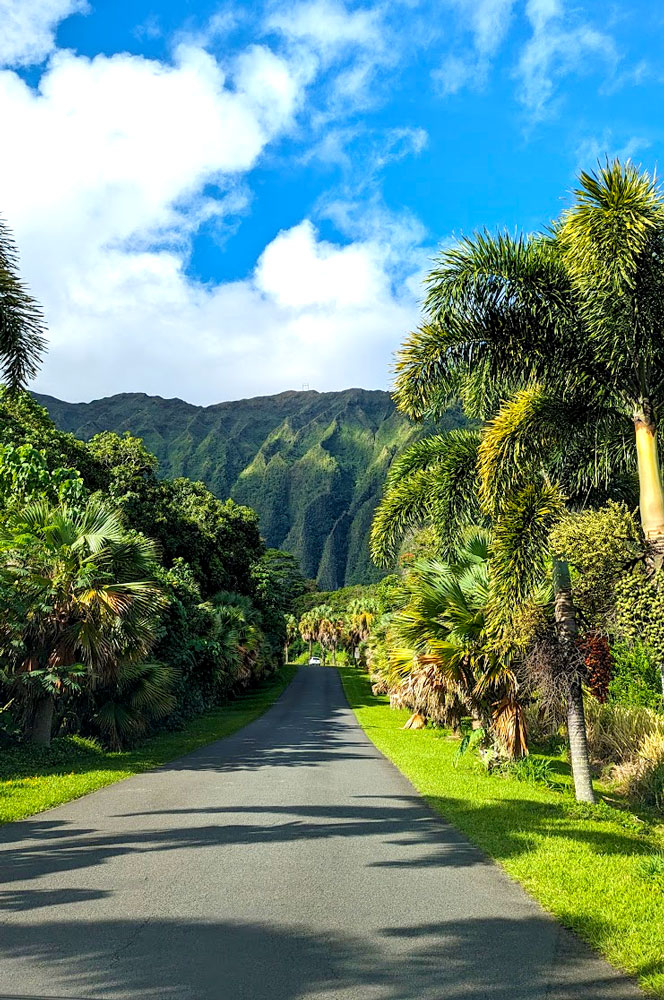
35, 388, 465, 588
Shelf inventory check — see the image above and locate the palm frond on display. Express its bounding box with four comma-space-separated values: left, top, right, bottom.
371, 429, 483, 565
0, 218, 47, 391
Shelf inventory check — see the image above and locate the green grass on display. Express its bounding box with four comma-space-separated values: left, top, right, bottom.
0, 665, 296, 826
338, 666, 664, 997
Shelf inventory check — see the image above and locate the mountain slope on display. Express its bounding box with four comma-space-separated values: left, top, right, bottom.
35, 388, 466, 588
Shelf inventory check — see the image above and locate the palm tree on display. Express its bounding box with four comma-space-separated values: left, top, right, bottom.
395, 161, 664, 571
284, 613, 298, 663
372, 391, 604, 798
299, 610, 317, 659
344, 601, 375, 664
0, 218, 47, 391
385, 530, 528, 756
371, 429, 483, 566
211, 592, 265, 689
0, 499, 163, 744
94, 660, 176, 750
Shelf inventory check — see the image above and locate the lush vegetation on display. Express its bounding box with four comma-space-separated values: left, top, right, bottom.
361, 160, 664, 817
340, 666, 664, 998
36, 387, 467, 588
0, 389, 304, 758
0, 225, 306, 793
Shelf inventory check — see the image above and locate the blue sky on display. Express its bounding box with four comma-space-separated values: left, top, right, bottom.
1, 0, 662, 404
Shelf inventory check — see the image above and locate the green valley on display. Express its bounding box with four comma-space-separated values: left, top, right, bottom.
35, 387, 466, 588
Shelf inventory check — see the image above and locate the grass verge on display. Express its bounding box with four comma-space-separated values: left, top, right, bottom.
0, 664, 296, 826
338, 665, 664, 997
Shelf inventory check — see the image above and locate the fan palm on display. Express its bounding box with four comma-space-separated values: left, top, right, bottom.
299, 610, 317, 658
0, 499, 163, 744
94, 660, 176, 750
385, 529, 528, 757
0, 218, 47, 391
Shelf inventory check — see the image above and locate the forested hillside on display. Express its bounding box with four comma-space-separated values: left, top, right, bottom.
35, 388, 466, 588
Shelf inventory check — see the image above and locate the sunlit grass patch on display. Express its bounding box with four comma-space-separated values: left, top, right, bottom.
339, 665, 664, 997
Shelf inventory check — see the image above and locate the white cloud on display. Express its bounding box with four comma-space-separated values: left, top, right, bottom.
0, 38, 422, 403
433, 0, 515, 95
256, 220, 389, 309
266, 0, 401, 114
574, 131, 652, 174
266, 0, 382, 60
30, 219, 421, 404
0, 0, 88, 67
517, 0, 618, 118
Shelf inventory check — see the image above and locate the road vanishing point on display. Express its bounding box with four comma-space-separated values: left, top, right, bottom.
0, 666, 644, 999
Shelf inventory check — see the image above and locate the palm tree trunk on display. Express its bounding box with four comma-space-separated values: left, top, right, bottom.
308, 639, 313, 658
27, 694, 54, 746
552, 558, 595, 803
634, 403, 664, 572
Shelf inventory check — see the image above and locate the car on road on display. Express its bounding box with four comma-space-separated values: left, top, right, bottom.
308, 656, 322, 665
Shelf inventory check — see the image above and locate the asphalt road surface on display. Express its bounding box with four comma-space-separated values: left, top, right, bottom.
0, 666, 644, 1000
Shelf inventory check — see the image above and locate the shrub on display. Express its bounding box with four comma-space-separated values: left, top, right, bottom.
614, 731, 664, 812
584, 698, 664, 764
613, 569, 664, 687
609, 642, 662, 709
498, 754, 559, 788
549, 502, 642, 627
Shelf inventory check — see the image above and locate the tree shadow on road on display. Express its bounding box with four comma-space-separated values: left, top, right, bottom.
0, 913, 644, 1000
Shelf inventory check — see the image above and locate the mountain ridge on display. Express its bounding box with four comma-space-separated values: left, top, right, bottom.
35, 387, 465, 587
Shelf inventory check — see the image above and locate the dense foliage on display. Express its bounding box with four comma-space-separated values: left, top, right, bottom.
363, 160, 664, 809
0, 390, 303, 749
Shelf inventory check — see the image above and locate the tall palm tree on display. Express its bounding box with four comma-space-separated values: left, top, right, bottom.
284, 613, 298, 663
0, 218, 46, 391
0, 499, 163, 744
395, 161, 664, 571
372, 389, 607, 799
299, 610, 317, 659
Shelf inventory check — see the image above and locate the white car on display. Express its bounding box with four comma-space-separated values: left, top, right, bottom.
308, 656, 322, 665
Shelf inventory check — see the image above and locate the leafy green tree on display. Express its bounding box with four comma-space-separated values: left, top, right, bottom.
87, 431, 263, 597
0, 389, 104, 489
0, 499, 163, 744
0, 443, 83, 508
0, 219, 46, 391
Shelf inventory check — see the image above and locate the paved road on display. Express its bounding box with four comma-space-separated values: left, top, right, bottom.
0, 666, 643, 1000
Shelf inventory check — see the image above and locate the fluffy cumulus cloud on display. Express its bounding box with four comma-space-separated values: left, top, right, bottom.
0, 0, 87, 67
0, 5, 423, 403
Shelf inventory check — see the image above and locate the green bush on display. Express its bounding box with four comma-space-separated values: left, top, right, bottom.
609, 642, 662, 709
498, 754, 559, 788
